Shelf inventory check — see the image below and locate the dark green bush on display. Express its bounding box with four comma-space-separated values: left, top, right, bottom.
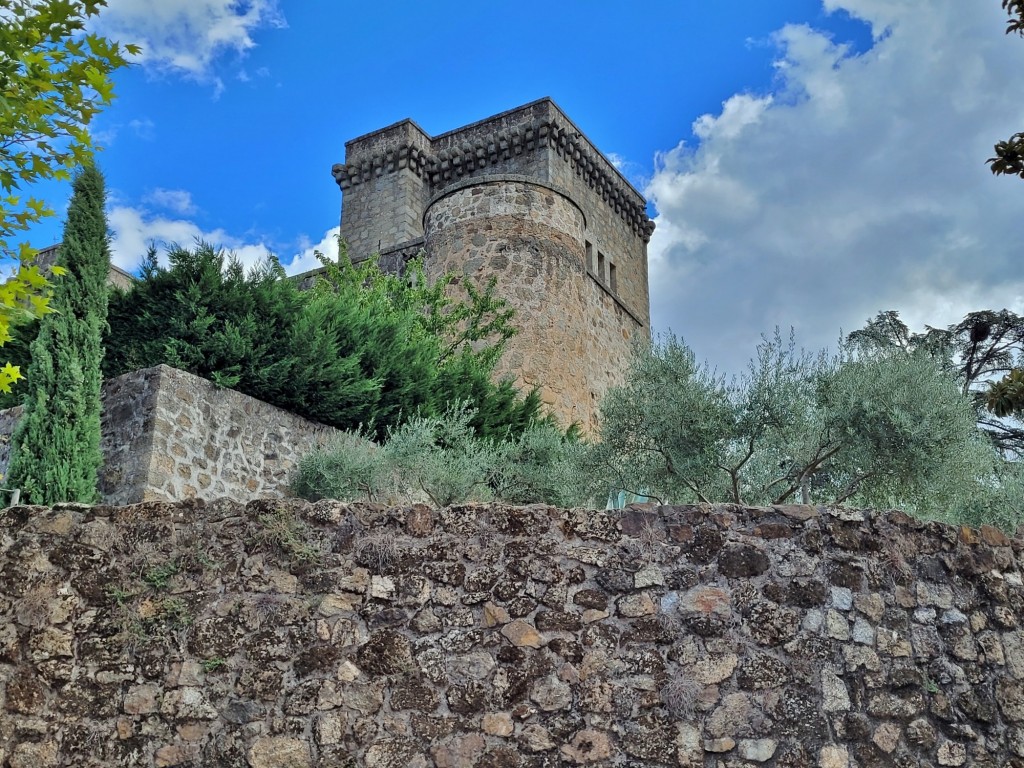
103, 243, 544, 438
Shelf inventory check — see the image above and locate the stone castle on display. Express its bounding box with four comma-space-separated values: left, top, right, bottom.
331, 98, 655, 431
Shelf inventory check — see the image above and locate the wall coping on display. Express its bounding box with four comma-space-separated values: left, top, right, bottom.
423, 174, 588, 231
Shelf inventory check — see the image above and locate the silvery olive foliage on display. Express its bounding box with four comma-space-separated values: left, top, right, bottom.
293, 402, 588, 508
594, 331, 1017, 525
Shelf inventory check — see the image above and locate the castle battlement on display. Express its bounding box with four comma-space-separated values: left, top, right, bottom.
332, 98, 655, 248
331, 99, 654, 431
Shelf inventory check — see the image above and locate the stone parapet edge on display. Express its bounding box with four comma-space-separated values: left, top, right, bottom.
332, 114, 655, 244
423, 174, 588, 231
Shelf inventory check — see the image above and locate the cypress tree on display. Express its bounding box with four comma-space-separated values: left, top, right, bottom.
7, 166, 110, 503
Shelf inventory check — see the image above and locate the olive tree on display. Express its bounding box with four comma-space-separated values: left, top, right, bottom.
594, 331, 1005, 522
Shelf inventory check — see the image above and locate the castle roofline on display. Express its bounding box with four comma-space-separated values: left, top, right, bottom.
341, 98, 645, 204
334, 99, 655, 243
343, 117, 430, 150
430, 97, 645, 202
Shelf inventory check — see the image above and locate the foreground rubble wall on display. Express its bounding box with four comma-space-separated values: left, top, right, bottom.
1, 498, 1023, 767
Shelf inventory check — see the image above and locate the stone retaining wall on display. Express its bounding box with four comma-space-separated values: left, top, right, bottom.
1, 498, 1023, 766
0, 365, 338, 505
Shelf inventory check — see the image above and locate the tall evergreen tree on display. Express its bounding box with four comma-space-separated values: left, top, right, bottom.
7, 166, 110, 503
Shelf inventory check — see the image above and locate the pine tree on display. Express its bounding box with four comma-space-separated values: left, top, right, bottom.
7, 166, 110, 504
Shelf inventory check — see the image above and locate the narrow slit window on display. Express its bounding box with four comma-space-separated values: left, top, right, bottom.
597, 251, 606, 283
586, 241, 594, 273
609, 262, 618, 293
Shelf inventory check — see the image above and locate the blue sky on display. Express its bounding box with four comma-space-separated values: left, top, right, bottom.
22, 0, 1024, 372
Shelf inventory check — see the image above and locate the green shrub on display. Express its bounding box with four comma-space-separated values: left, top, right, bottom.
292, 404, 589, 508
290, 430, 385, 502
104, 243, 544, 439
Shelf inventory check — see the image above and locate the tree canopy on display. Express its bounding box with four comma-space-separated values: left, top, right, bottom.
592, 330, 1011, 524
0, 0, 136, 393
848, 309, 1024, 455
0, 0, 138, 255
988, 0, 1024, 177
104, 244, 544, 440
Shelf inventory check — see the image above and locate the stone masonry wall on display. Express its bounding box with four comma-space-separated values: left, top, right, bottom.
423, 179, 641, 432
331, 100, 653, 430
0, 365, 339, 506
2, 498, 1024, 767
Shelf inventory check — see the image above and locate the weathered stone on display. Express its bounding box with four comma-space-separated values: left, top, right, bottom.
692, 654, 738, 685
718, 544, 770, 577
521, 724, 557, 752
871, 722, 901, 753
8, 740, 58, 768
826, 609, 851, 640
482, 712, 514, 737
818, 744, 849, 768
617, 592, 656, 618
501, 619, 544, 648
703, 737, 737, 753
739, 738, 778, 762
159, 687, 217, 720
822, 668, 851, 712
123, 683, 162, 715
560, 729, 613, 764
707, 693, 754, 738
937, 741, 967, 766
998, 679, 1024, 721
678, 585, 732, 617
432, 733, 485, 768
634, 564, 665, 588
531, 674, 573, 711
482, 601, 510, 627
153, 744, 197, 767
247, 737, 311, 768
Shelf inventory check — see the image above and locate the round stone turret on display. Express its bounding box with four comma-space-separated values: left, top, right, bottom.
424, 175, 639, 430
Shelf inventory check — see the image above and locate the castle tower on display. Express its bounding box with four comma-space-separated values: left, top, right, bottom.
332, 99, 655, 431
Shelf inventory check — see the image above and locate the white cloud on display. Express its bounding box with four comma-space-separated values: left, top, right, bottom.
646, 0, 1024, 373
289, 227, 341, 275
94, 0, 284, 81
107, 205, 273, 272
106, 203, 336, 279
128, 118, 155, 140
142, 188, 197, 216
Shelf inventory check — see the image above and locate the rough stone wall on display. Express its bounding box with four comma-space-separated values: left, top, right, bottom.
0, 365, 338, 505
2, 498, 1024, 767
97, 366, 165, 505
423, 179, 641, 431
139, 365, 338, 504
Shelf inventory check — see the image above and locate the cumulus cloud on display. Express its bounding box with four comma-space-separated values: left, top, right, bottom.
106, 203, 335, 278
94, 0, 284, 80
289, 227, 341, 275
128, 118, 155, 140
646, 0, 1024, 373
142, 188, 197, 216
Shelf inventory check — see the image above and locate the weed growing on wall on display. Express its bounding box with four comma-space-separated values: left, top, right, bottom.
253, 505, 323, 566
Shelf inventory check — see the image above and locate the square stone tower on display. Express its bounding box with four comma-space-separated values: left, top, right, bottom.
332, 98, 655, 431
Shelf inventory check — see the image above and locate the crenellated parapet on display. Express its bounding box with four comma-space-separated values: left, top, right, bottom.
331, 99, 656, 244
